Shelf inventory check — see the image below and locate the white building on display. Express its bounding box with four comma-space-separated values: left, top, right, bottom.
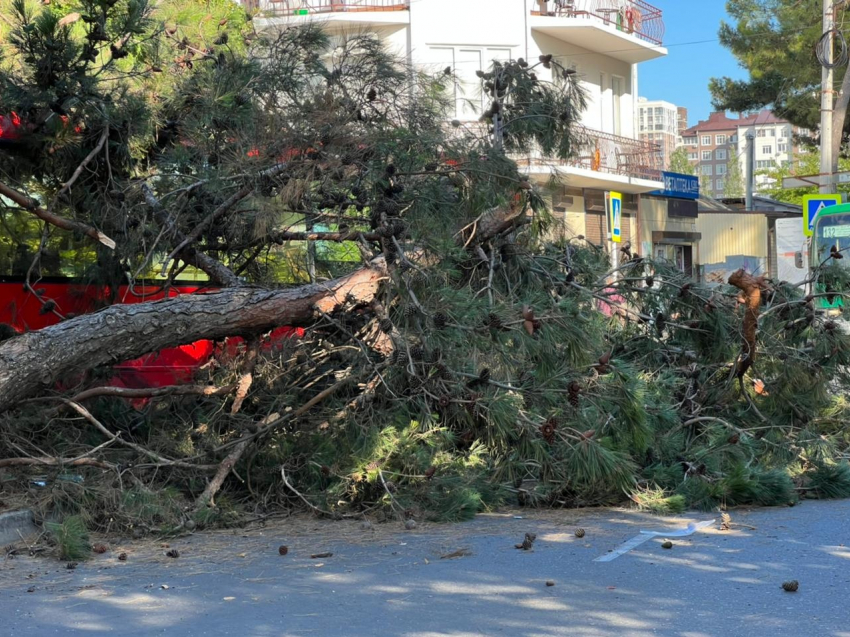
636, 98, 680, 170
250, 0, 668, 245
734, 111, 796, 194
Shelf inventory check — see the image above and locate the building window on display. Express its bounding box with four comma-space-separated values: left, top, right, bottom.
731, 134, 738, 143
756, 159, 776, 169
701, 135, 711, 145
716, 149, 727, 160
684, 136, 697, 146
757, 129, 766, 137
762, 145, 773, 155
701, 165, 713, 176
769, 129, 776, 137
716, 134, 727, 145
717, 164, 727, 175
701, 150, 712, 160
716, 179, 725, 191
778, 143, 788, 153
688, 152, 698, 160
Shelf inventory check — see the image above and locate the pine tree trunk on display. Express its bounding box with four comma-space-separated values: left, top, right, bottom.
0, 261, 386, 413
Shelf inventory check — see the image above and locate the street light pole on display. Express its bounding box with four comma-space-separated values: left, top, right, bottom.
821, 0, 836, 194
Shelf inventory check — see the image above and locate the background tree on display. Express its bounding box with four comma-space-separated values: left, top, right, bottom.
711, 0, 850, 175
723, 154, 745, 198
0, 1, 849, 539
668, 146, 695, 175
756, 149, 850, 203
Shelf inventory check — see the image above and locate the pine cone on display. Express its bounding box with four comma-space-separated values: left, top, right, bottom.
645, 276, 654, 288
92, 544, 108, 554
166, 549, 180, 558
433, 312, 448, 329
424, 466, 437, 480
438, 395, 451, 408
117, 553, 127, 561
379, 318, 394, 334
66, 562, 77, 570
478, 368, 491, 383
487, 313, 503, 330
539, 420, 556, 444
434, 362, 449, 379
404, 305, 417, 318
661, 540, 673, 549
568, 381, 581, 408
278, 545, 289, 556
574, 528, 585, 538
410, 345, 425, 361
782, 580, 799, 592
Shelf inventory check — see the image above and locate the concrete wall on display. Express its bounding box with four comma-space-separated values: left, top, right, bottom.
638, 196, 698, 260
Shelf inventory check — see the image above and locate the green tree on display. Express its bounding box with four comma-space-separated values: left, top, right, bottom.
756, 149, 850, 204
723, 155, 745, 198
710, 0, 850, 175
668, 146, 695, 175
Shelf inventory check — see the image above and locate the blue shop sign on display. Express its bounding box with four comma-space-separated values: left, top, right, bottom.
649, 172, 700, 200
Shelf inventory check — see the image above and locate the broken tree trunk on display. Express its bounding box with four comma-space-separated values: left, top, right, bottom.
728, 268, 763, 378
0, 259, 387, 413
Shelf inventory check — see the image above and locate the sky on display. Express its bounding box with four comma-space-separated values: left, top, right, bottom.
638, 0, 747, 127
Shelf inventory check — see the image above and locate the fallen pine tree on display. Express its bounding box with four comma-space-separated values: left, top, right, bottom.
0, 5, 849, 541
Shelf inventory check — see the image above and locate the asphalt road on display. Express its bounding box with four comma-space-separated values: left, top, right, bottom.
1, 500, 849, 636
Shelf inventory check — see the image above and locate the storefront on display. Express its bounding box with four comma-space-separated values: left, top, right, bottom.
639, 172, 701, 277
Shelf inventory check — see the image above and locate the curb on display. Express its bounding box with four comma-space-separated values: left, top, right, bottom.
0, 509, 38, 545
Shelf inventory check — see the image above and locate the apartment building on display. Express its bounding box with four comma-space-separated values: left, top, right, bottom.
250, 0, 669, 249
734, 111, 795, 194
637, 98, 681, 170
680, 110, 799, 199
676, 106, 688, 138
680, 112, 739, 199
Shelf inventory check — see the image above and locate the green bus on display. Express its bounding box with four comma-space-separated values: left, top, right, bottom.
805, 202, 850, 315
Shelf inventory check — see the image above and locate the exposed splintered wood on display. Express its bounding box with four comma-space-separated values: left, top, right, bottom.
728, 268, 764, 378
0, 259, 387, 413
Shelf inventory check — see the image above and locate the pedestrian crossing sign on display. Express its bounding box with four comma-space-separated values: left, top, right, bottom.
803, 194, 841, 237
607, 191, 622, 243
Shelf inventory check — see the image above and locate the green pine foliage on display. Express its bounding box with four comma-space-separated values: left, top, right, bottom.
0, 0, 849, 533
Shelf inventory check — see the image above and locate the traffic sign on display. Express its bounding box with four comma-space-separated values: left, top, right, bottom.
607, 191, 622, 244
802, 194, 842, 237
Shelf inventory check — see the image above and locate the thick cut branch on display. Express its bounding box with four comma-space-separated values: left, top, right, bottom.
231, 337, 260, 414
728, 268, 763, 378
0, 260, 387, 412
0, 180, 116, 249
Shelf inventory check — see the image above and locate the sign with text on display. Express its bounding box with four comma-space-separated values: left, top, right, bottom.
607, 191, 622, 243
648, 172, 700, 200
803, 194, 841, 237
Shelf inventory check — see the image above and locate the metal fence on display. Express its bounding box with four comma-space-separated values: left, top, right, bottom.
246, 0, 410, 16
515, 126, 662, 181
532, 0, 665, 46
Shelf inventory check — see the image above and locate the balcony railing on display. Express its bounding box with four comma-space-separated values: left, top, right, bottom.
245, 0, 409, 16
515, 126, 662, 182
531, 0, 664, 46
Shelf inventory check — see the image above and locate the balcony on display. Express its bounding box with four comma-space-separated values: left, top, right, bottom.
515, 126, 663, 193
247, 0, 410, 29
530, 0, 666, 64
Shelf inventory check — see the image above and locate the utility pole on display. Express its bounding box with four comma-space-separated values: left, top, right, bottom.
746, 132, 755, 210
821, 0, 836, 194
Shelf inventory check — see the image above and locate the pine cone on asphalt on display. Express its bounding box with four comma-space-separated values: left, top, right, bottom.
515, 532, 537, 550
574, 528, 585, 539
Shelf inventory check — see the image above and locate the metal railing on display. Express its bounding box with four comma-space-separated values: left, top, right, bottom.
515, 126, 662, 182
245, 0, 410, 16
531, 0, 664, 46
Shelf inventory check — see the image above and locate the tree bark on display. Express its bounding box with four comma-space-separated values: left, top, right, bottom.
0, 260, 387, 413
728, 268, 763, 378
831, 63, 850, 176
